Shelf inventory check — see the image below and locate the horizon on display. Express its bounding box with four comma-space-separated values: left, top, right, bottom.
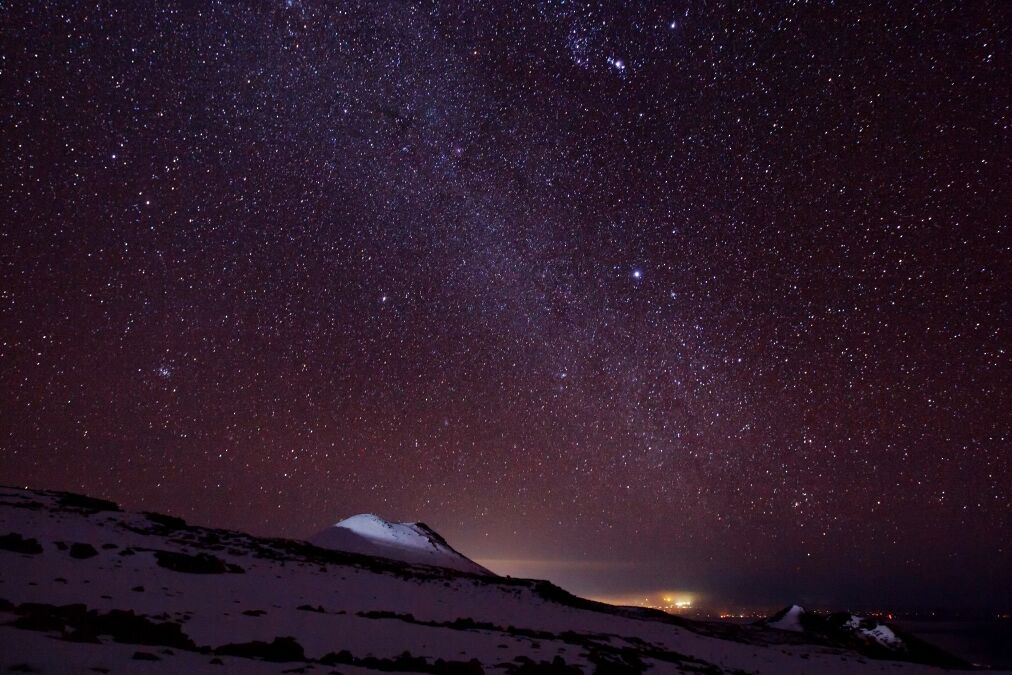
2, 0, 1008, 625
7, 484, 1010, 671
9, 480, 1010, 616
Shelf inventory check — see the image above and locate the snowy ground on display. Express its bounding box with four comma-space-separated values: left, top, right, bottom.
0, 487, 992, 673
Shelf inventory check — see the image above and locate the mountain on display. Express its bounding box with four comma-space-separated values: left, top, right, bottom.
765, 604, 807, 632
0, 486, 982, 673
760, 605, 970, 669
310, 513, 491, 575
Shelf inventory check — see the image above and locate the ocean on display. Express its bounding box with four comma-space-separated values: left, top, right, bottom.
896, 618, 1012, 670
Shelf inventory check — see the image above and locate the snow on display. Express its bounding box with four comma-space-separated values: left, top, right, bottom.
864, 623, 903, 648
310, 513, 492, 575
0, 487, 989, 674
846, 615, 903, 649
325, 514, 450, 553
770, 607, 909, 652
331, 514, 432, 548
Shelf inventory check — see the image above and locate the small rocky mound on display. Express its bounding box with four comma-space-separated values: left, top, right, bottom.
0, 533, 43, 555
153, 550, 243, 574
69, 543, 98, 559
215, 636, 305, 662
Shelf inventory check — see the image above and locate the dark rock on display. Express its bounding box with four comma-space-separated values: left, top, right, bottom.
69, 543, 98, 559
132, 651, 160, 661
215, 636, 305, 662
0, 533, 43, 554
10, 602, 197, 650
506, 656, 581, 675
296, 604, 326, 613
319, 650, 354, 666
56, 492, 120, 513
154, 550, 243, 574
320, 650, 483, 674
434, 658, 485, 675
145, 512, 188, 530
14, 610, 68, 633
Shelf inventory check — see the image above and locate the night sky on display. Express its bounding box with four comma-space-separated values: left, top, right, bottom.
2, 1, 1009, 612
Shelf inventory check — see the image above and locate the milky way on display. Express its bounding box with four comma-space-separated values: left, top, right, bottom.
2, 1, 1008, 610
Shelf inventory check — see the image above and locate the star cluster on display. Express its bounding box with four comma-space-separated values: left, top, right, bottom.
1, 1, 1008, 610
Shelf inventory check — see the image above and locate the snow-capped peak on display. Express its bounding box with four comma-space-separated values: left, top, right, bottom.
330, 514, 447, 551
767, 604, 807, 632
310, 514, 491, 576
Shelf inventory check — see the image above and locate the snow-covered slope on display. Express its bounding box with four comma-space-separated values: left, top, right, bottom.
310, 513, 491, 575
0, 487, 981, 674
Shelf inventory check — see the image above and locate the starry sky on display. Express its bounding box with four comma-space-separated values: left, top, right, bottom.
2, 1, 1009, 612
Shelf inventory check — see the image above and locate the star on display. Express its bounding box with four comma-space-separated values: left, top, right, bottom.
2, 0, 1004, 618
